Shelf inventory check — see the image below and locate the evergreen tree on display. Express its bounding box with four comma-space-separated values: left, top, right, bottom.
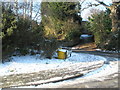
1, 2, 44, 60
86, 9, 112, 48
41, 2, 82, 41
1, 3, 17, 60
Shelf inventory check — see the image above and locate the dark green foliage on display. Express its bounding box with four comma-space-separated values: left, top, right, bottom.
2, 6, 60, 60
2, 2, 82, 62
1, 5, 17, 60
40, 2, 82, 56
65, 26, 81, 41
41, 2, 82, 41
104, 30, 119, 51
40, 39, 60, 59
1, 4, 44, 60
86, 9, 112, 49
118, 30, 120, 51
86, 9, 119, 51
13, 18, 45, 55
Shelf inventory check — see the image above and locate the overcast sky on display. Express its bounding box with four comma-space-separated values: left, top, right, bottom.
81, 0, 112, 21
1, 0, 112, 21
31, 0, 113, 21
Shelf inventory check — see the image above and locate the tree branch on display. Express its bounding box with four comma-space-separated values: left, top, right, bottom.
95, 0, 109, 7
81, 3, 100, 11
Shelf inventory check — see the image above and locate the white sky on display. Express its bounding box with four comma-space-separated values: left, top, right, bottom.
0, 0, 112, 21
81, 0, 112, 21
33, 0, 113, 21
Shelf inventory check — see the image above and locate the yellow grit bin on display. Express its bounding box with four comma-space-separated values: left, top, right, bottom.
57, 49, 67, 59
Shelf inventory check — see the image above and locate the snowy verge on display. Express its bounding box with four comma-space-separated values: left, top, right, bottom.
0, 52, 118, 88
15, 61, 118, 88
1, 60, 104, 88
0, 52, 106, 76
96, 49, 119, 53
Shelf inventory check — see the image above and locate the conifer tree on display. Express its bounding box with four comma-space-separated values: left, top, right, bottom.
41, 2, 82, 40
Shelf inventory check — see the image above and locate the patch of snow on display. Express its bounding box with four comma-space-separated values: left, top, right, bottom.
0, 53, 106, 76
79, 61, 118, 82
95, 49, 119, 53
57, 49, 67, 52
71, 47, 76, 49
102, 50, 119, 53
96, 49, 102, 51
80, 34, 93, 39
68, 53, 106, 62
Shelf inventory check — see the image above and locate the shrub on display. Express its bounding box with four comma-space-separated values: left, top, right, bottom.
86, 9, 112, 49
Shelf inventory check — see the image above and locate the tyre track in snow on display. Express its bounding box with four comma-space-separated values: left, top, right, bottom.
0, 61, 104, 88
19, 51, 119, 88
27, 60, 118, 88
34, 51, 119, 88
1, 50, 119, 88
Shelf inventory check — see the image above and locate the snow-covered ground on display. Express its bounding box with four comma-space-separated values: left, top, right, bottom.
95, 49, 120, 53
15, 61, 118, 88
0, 53, 106, 76
0, 52, 119, 88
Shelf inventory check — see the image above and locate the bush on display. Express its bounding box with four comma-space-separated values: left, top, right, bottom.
66, 28, 81, 41
40, 38, 60, 59
86, 10, 112, 49
104, 30, 119, 51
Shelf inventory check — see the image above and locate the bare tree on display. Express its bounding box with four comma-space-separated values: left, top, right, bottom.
95, 0, 120, 32
23, 0, 27, 19
14, 0, 18, 20
80, 0, 120, 32
30, 0, 33, 20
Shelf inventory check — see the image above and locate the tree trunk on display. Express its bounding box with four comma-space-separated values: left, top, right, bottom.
23, 0, 27, 19
109, 3, 120, 32
95, 0, 120, 32
14, 0, 18, 20
29, 0, 33, 30
30, 0, 33, 20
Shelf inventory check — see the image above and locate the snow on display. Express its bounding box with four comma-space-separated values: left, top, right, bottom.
0, 52, 118, 88
0, 51, 117, 88
57, 49, 67, 52
95, 48, 119, 53
80, 34, 93, 39
16, 61, 118, 88
102, 50, 119, 53
83, 61, 118, 78
0, 52, 106, 76
26, 77, 63, 85
95, 49, 102, 51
